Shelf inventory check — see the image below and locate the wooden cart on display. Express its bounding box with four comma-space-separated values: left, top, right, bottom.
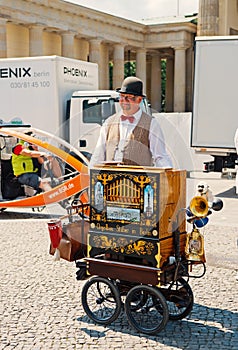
48, 165, 214, 335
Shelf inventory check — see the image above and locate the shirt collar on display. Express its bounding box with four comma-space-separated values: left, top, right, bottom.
133, 108, 142, 121
120, 108, 142, 123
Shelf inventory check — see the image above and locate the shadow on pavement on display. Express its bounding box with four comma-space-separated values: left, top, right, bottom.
77, 302, 237, 346
216, 186, 237, 199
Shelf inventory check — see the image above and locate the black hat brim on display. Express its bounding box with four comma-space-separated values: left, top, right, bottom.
116, 87, 145, 97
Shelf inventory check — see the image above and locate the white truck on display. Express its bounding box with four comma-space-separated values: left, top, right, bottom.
0, 55, 150, 158
191, 36, 238, 173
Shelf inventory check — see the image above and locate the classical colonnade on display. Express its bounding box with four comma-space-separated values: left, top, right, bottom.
0, 0, 198, 112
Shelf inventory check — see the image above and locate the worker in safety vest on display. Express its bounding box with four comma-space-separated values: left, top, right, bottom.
11, 140, 51, 192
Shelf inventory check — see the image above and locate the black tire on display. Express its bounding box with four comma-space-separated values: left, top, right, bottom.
161, 278, 194, 321
125, 285, 169, 335
81, 276, 121, 325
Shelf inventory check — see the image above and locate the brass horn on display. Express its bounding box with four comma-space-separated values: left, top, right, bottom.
189, 196, 209, 218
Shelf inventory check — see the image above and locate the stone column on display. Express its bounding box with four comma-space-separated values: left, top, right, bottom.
150, 53, 161, 112
89, 39, 102, 87
146, 57, 152, 102
136, 48, 147, 93
61, 31, 75, 58
197, 0, 219, 36
186, 47, 194, 112
101, 44, 109, 89
75, 38, 89, 61
29, 24, 44, 56
89, 38, 101, 63
113, 44, 124, 89
0, 19, 7, 58
165, 57, 174, 112
173, 47, 186, 112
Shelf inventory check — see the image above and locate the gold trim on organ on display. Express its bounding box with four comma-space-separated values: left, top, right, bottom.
92, 234, 155, 256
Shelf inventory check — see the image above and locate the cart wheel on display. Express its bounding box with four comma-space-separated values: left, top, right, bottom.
81, 276, 121, 325
125, 285, 169, 335
162, 278, 194, 321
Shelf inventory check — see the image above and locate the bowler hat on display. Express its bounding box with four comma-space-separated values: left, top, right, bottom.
117, 76, 145, 97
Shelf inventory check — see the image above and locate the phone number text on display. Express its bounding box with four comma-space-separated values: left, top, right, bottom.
10, 81, 50, 88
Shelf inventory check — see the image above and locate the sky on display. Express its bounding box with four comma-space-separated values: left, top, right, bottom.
64, 0, 199, 21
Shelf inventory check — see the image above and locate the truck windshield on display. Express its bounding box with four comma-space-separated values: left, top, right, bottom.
82, 98, 118, 125
82, 96, 151, 126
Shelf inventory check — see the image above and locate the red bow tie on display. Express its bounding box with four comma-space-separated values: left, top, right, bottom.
121, 115, 135, 123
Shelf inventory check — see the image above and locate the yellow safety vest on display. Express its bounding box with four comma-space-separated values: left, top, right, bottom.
11, 146, 38, 176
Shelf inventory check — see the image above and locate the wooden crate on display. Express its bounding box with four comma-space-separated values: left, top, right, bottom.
88, 165, 186, 270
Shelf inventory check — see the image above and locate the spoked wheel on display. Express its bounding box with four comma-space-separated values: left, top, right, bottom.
161, 277, 194, 320
125, 285, 169, 335
81, 276, 121, 325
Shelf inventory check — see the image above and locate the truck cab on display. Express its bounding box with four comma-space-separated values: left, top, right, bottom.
69, 90, 151, 158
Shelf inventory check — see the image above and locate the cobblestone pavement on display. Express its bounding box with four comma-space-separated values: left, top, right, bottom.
0, 174, 238, 350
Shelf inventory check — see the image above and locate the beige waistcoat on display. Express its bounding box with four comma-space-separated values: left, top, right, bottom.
105, 112, 153, 166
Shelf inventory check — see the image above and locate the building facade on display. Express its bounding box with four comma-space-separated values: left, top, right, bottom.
0, 0, 238, 112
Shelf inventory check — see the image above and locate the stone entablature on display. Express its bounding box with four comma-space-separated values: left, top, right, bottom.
0, 0, 198, 112
1, 0, 197, 48
1, 0, 238, 112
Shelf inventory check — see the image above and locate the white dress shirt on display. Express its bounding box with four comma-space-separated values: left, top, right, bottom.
90, 109, 173, 168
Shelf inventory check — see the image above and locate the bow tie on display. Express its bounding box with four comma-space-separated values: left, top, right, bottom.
121, 115, 135, 123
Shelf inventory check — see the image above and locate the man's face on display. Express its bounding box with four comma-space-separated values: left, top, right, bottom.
119, 93, 142, 115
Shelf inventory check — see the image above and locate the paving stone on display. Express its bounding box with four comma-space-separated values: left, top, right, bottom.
0, 173, 238, 349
